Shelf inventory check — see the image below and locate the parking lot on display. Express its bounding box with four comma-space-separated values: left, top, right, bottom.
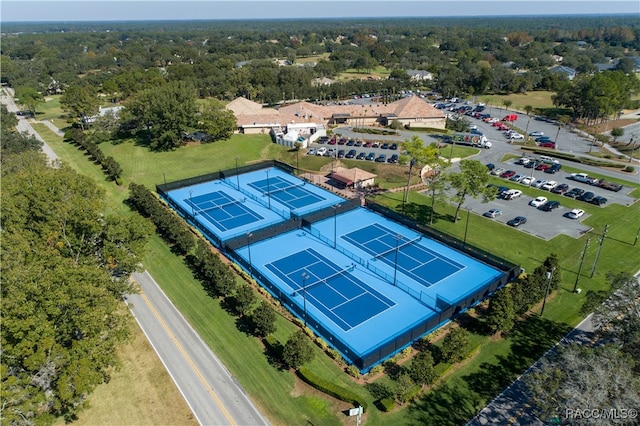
306, 136, 402, 164
454, 156, 637, 240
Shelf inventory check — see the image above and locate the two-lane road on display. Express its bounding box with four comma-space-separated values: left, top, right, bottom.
127, 271, 269, 426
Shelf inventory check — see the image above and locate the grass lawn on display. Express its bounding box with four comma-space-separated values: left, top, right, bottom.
477, 91, 554, 113
34, 118, 640, 426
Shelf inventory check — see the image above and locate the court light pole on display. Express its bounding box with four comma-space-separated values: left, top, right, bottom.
301, 272, 309, 326
247, 232, 253, 278
189, 190, 194, 217
463, 207, 471, 247
540, 267, 555, 317
332, 204, 340, 249
393, 234, 402, 286
235, 156, 240, 189
265, 169, 271, 209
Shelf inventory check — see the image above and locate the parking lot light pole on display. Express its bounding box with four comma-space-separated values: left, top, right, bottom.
540, 267, 555, 317
573, 238, 590, 293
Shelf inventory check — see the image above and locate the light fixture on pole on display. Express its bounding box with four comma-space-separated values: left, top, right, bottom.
246, 232, 253, 278
332, 204, 340, 249
265, 169, 271, 209
235, 156, 240, 189
301, 272, 309, 326
540, 267, 555, 317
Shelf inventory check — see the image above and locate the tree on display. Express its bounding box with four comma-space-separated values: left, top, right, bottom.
502, 99, 513, 110
401, 135, 439, 212
197, 99, 237, 142
409, 350, 437, 386
422, 157, 450, 225
250, 300, 278, 337
124, 81, 197, 151
394, 372, 417, 404
526, 344, 640, 423
282, 330, 315, 369
440, 326, 470, 363
15, 86, 44, 114
524, 104, 534, 116
1, 151, 151, 424
610, 127, 624, 143
592, 272, 640, 361
60, 85, 100, 129
448, 159, 495, 223
233, 283, 257, 316
1, 105, 43, 156
485, 286, 516, 334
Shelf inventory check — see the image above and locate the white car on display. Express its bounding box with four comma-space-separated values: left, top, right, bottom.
530, 196, 548, 207
541, 181, 558, 191
487, 117, 499, 123
307, 148, 317, 155
316, 147, 327, 156
567, 209, 585, 219
509, 133, 525, 140
502, 189, 522, 200
521, 176, 535, 186
531, 179, 547, 188
529, 131, 544, 137
491, 167, 506, 176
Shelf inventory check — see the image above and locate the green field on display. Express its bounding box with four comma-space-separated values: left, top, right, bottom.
31, 101, 640, 425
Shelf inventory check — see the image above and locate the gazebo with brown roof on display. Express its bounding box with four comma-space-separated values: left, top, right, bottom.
330, 166, 377, 189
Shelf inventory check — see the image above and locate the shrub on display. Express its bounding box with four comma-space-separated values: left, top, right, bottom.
378, 397, 396, 412
297, 367, 368, 412
368, 364, 384, 375
314, 337, 328, 351
346, 365, 361, 379
624, 166, 635, 172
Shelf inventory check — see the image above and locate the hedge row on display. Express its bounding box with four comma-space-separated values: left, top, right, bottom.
64, 129, 123, 182
297, 366, 368, 413
521, 146, 627, 169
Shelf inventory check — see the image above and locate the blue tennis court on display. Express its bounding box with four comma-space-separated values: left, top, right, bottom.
248, 176, 325, 210
265, 248, 395, 331
342, 223, 465, 288
185, 190, 263, 232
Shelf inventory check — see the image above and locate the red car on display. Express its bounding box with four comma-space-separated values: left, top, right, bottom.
539, 142, 556, 148
501, 170, 517, 178
328, 138, 337, 145
535, 163, 550, 171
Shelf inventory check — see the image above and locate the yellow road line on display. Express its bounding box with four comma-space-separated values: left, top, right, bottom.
140, 292, 237, 426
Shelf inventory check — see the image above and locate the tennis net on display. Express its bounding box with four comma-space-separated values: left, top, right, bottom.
264, 181, 305, 197
295, 264, 355, 294
373, 235, 422, 260
193, 197, 246, 216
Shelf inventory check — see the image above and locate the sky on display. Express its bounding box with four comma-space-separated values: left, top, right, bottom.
1, 0, 638, 22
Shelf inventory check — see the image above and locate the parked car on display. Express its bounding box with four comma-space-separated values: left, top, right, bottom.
510, 174, 525, 182
356, 152, 367, 160
508, 133, 525, 140
544, 163, 562, 174
535, 163, 550, 171
381, 143, 389, 149
570, 173, 597, 184
502, 189, 522, 200
539, 142, 556, 148
551, 183, 569, 194
577, 191, 595, 202
535, 136, 553, 143
483, 209, 503, 219
529, 131, 544, 137
539, 200, 560, 211
375, 154, 387, 162
486, 163, 496, 171
307, 148, 317, 155
530, 196, 548, 207
390, 143, 398, 150
566, 209, 585, 219
531, 179, 548, 188
354, 140, 363, 147
590, 196, 608, 206
517, 157, 532, 165
365, 152, 376, 161
564, 187, 585, 198
337, 149, 345, 158
491, 167, 506, 176
521, 176, 535, 186
507, 216, 527, 227
345, 149, 357, 159
501, 170, 517, 179
540, 180, 558, 191
388, 154, 399, 163
316, 147, 327, 156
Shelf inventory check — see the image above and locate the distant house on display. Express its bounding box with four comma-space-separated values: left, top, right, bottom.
406, 70, 433, 81
549, 65, 576, 81
82, 105, 124, 124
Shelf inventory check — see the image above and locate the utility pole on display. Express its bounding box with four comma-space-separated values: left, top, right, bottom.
590, 224, 608, 278
573, 238, 590, 293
